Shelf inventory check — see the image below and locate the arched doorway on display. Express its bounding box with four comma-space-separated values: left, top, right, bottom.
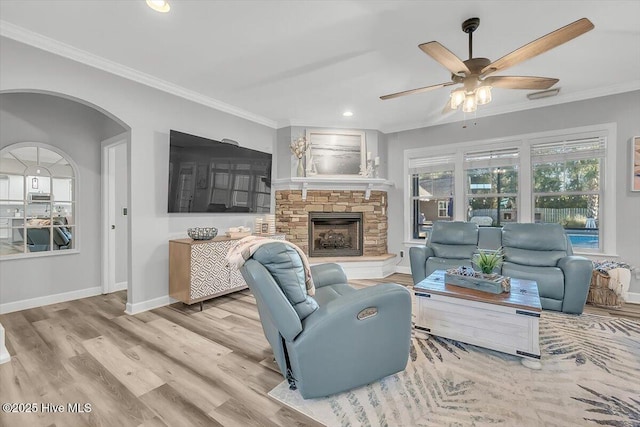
0, 90, 131, 313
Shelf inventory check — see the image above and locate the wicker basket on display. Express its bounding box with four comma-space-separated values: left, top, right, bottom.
587, 270, 624, 308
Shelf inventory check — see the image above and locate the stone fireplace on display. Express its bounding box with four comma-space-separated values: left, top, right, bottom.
275, 189, 388, 256
308, 212, 363, 257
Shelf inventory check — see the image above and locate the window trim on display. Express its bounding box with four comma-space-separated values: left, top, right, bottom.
404, 123, 617, 255
0, 142, 80, 260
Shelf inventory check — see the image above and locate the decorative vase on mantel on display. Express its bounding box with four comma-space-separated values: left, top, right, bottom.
290, 135, 308, 178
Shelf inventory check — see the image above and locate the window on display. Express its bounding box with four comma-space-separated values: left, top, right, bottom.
531, 136, 605, 251
404, 124, 615, 253
437, 200, 449, 217
0, 144, 76, 257
409, 154, 455, 239
465, 148, 519, 227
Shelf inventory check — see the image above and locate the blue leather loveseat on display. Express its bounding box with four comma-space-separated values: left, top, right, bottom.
410, 221, 593, 314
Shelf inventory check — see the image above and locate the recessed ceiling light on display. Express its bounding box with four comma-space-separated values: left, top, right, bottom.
146, 0, 170, 13
342, 111, 353, 117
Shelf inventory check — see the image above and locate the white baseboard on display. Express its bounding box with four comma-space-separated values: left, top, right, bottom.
395, 266, 411, 275
626, 292, 640, 305
112, 281, 128, 292
0, 324, 10, 364
125, 295, 171, 315
0, 286, 102, 315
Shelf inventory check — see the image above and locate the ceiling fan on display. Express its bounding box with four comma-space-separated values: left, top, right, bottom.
380, 17, 594, 113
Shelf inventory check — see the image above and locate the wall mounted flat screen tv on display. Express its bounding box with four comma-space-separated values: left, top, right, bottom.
168, 130, 272, 213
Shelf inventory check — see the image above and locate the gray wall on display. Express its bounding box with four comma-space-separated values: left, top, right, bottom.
387, 90, 640, 293
0, 92, 126, 304
1, 37, 276, 310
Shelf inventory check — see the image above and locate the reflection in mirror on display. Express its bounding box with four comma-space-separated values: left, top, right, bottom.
0, 144, 76, 257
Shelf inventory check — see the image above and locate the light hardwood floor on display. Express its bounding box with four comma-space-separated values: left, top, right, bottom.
1, 273, 638, 427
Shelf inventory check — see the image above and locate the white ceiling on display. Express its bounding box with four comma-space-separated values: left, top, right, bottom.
1, 1, 639, 133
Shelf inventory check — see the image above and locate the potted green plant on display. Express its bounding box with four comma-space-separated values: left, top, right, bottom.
473, 247, 504, 275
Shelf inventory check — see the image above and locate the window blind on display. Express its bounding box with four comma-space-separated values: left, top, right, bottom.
408, 154, 455, 175
464, 147, 520, 169
531, 136, 606, 163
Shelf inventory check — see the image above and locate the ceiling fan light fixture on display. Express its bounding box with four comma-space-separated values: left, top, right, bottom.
462, 93, 477, 113
450, 89, 466, 109
475, 85, 492, 105
146, 0, 170, 13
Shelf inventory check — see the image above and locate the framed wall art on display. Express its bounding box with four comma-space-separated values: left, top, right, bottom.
632, 136, 640, 192
305, 129, 366, 177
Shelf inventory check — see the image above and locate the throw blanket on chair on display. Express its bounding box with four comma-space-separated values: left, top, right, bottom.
226, 236, 315, 296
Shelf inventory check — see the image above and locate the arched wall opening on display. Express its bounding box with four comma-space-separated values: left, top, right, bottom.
0, 89, 132, 313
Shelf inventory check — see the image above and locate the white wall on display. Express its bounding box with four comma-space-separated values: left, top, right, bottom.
387, 90, 640, 292
0, 92, 125, 308
0, 37, 275, 311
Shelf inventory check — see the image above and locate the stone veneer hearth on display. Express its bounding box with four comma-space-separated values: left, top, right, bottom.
275, 190, 388, 256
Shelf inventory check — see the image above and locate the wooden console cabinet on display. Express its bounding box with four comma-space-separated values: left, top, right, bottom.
169, 234, 284, 306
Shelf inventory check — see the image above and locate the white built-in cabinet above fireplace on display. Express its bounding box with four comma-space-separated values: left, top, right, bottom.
272, 177, 394, 201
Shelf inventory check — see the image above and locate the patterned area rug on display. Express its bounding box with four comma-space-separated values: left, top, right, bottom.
269, 312, 640, 426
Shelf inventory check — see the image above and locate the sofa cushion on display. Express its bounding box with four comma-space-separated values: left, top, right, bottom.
428, 221, 478, 259
430, 243, 477, 259
503, 262, 565, 301
252, 243, 319, 320
502, 223, 568, 267
502, 223, 567, 251
430, 221, 479, 245
504, 247, 567, 267
478, 227, 503, 251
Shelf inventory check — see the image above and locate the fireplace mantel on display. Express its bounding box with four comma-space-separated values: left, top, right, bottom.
272, 177, 394, 201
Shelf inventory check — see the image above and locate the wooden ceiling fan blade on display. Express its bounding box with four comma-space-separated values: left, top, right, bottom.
484, 76, 559, 90
419, 41, 471, 75
481, 18, 594, 76
380, 82, 455, 100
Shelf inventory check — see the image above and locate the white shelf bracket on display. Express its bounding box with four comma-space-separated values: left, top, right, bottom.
365, 183, 373, 200
302, 182, 309, 201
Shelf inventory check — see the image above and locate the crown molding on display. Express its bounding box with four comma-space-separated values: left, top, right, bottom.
0, 20, 278, 129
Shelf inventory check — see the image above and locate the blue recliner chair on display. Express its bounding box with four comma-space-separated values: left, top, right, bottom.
240, 242, 411, 399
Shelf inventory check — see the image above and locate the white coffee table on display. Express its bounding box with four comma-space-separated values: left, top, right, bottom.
414, 270, 542, 369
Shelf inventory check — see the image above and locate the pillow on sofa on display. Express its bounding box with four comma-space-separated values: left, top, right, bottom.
252, 242, 319, 320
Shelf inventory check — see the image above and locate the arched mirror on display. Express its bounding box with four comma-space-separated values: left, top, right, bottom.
0, 143, 76, 257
